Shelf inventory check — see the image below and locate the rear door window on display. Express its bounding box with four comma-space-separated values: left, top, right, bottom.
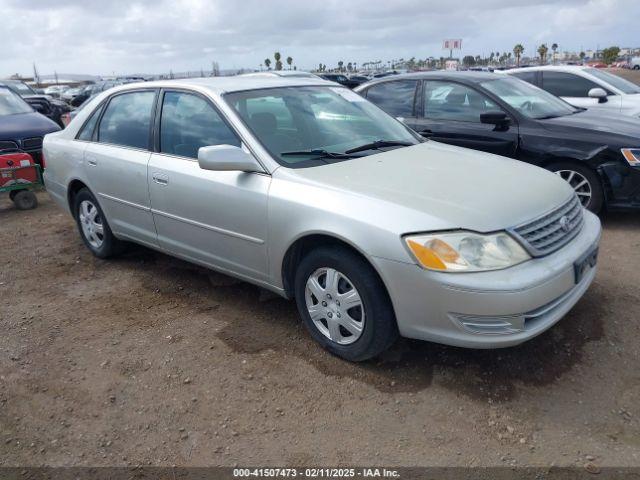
364, 80, 418, 117
97, 91, 156, 149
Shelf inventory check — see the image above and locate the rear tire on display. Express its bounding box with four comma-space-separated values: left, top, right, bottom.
633, 65, 640, 70
73, 188, 124, 258
12, 190, 38, 210
294, 246, 398, 362
546, 161, 604, 213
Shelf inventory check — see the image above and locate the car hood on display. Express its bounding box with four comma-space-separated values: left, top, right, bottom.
0, 112, 60, 141
540, 110, 640, 144
287, 141, 573, 233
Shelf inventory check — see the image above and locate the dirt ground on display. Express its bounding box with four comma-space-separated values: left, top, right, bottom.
0, 192, 638, 469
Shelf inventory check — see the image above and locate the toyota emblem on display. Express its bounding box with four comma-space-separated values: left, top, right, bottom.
559, 215, 570, 232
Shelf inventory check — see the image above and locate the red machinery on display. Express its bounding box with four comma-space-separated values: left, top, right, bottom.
0, 150, 42, 210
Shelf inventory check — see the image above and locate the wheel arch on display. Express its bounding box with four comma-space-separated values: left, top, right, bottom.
280, 232, 393, 305
67, 178, 90, 215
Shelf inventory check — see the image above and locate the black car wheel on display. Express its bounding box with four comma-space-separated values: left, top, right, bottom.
547, 161, 604, 213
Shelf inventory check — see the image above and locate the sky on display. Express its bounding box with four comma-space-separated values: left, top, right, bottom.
1, 0, 638, 77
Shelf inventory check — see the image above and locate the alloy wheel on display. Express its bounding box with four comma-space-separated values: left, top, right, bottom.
554, 169, 592, 208
304, 267, 365, 345
78, 200, 104, 249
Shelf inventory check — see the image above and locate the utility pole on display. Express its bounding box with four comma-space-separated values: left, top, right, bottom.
32, 62, 40, 85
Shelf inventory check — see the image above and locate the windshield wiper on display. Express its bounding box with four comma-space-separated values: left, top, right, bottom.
344, 140, 414, 154
280, 149, 358, 159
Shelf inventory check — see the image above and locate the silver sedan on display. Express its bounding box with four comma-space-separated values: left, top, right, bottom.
43, 76, 601, 361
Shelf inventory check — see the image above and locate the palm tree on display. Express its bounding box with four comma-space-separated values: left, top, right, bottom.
551, 43, 558, 64
537, 44, 548, 64
338, 60, 344, 72
264, 58, 271, 70
274, 51, 282, 71
579, 51, 586, 64
286, 56, 293, 69
513, 44, 524, 67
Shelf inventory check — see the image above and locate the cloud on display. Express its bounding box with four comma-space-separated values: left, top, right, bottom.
0, 0, 637, 76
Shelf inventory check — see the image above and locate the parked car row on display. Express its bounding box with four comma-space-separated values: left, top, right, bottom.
41, 75, 602, 361
0, 86, 60, 165
356, 71, 640, 212
0, 80, 71, 128
503, 65, 640, 117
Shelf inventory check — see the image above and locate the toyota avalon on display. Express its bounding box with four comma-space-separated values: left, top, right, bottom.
42, 77, 601, 361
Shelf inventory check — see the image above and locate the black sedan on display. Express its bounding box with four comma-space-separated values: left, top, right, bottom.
317, 73, 361, 89
355, 71, 640, 212
0, 86, 60, 165
0, 80, 71, 128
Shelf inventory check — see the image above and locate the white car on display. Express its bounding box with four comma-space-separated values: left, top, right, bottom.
631, 57, 640, 70
504, 66, 640, 117
240, 71, 319, 79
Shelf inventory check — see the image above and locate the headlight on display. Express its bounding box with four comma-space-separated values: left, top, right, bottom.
621, 148, 640, 167
404, 231, 530, 272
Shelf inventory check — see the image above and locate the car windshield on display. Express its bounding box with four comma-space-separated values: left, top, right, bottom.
585, 68, 640, 94
481, 77, 579, 119
0, 87, 33, 115
225, 86, 420, 167
8, 82, 36, 96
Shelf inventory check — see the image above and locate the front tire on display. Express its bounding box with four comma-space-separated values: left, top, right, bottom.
73, 188, 124, 258
294, 246, 398, 362
546, 161, 604, 213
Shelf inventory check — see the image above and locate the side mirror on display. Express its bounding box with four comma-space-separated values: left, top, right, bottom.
197, 145, 263, 173
480, 111, 509, 128
588, 87, 608, 103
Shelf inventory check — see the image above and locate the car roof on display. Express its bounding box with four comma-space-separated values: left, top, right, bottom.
105, 76, 335, 95
240, 71, 319, 78
507, 65, 590, 73
357, 70, 505, 88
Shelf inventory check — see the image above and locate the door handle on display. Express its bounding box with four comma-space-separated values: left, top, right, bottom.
152, 172, 169, 185
419, 129, 434, 138
86, 156, 98, 166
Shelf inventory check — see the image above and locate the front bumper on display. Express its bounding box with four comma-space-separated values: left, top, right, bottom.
373, 210, 601, 348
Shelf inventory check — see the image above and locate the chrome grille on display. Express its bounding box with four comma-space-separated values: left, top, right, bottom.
22, 137, 43, 150
510, 195, 584, 256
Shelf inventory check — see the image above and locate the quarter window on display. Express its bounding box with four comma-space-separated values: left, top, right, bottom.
77, 105, 103, 141
97, 91, 156, 149
423, 81, 501, 122
159, 91, 240, 159
365, 80, 418, 117
542, 72, 606, 97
